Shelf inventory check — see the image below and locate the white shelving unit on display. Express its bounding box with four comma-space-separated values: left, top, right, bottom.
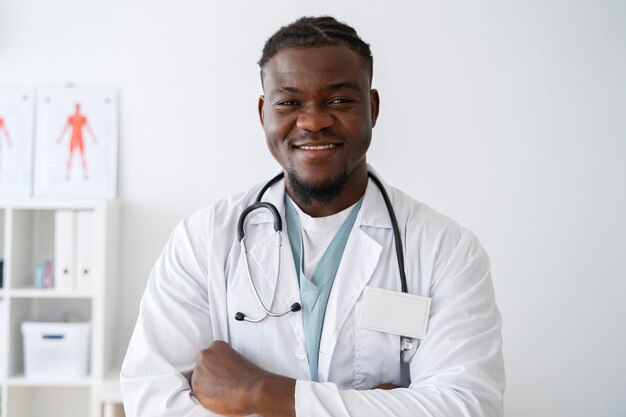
0, 199, 121, 417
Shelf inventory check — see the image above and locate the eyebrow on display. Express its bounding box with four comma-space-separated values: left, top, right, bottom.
270, 86, 302, 95
324, 81, 361, 92
270, 81, 362, 97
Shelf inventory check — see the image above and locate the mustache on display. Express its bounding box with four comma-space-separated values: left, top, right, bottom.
288, 131, 341, 144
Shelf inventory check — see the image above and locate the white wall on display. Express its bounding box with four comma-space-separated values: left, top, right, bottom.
1, 0, 625, 415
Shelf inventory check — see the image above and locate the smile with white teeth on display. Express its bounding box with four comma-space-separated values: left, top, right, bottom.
299, 144, 337, 150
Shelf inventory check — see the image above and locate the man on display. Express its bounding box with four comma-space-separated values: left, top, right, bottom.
121, 16, 505, 417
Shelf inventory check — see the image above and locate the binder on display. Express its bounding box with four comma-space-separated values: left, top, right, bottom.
75, 211, 95, 292
0, 299, 5, 377
54, 210, 75, 291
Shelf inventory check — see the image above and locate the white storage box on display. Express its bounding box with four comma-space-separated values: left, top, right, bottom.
21, 321, 91, 379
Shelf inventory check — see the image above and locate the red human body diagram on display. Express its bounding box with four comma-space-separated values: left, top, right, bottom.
57, 103, 97, 180
0, 115, 14, 176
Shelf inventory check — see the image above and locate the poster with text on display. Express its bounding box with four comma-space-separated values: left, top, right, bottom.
34, 87, 118, 198
0, 87, 35, 196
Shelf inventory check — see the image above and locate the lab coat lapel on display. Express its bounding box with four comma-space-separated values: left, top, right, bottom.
245, 178, 306, 348
317, 178, 392, 381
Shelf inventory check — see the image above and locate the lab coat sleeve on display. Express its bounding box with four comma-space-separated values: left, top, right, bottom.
295, 230, 505, 417
120, 214, 222, 417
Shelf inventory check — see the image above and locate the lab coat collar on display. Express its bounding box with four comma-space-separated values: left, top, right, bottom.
358, 170, 394, 230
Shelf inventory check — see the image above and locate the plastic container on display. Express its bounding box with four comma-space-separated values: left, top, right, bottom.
21, 321, 91, 379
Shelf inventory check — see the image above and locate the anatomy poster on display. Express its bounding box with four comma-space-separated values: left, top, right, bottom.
34, 87, 118, 198
0, 87, 35, 196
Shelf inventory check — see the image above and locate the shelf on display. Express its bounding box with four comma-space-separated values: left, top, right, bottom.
10, 289, 93, 299
6, 385, 91, 417
99, 376, 122, 403
7, 375, 92, 387
0, 201, 121, 417
0, 198, 117, 210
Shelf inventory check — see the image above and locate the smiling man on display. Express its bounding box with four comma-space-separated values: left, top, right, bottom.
121, 16, 505, 417
260, 44, 376, 218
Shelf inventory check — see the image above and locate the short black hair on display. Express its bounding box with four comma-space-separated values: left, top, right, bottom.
258, 16, 373, 81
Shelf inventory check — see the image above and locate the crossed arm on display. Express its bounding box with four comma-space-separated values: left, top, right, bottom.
191, 340, 399, 417
191, 341, 296, 417
121, 214, 504, 417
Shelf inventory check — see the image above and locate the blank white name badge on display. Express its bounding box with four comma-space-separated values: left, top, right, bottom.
359, 286, 431, 339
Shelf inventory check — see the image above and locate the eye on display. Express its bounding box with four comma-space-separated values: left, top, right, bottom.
276, 100, 299, 106
330, 97, 354, 104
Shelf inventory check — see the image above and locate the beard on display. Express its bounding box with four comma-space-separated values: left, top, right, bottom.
286, 167, 349, 206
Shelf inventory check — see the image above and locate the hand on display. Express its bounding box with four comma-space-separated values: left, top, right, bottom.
191, 340, 259, 416
191, 340, 295, 417
375, 383, 401, 390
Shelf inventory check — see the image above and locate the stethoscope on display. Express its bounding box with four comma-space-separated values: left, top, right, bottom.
234, 171, 419, 363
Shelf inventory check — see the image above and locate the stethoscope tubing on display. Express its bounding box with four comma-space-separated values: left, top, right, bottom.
366, 172, 408, 293
238, 230, 283, 323
235, 171, 408, 320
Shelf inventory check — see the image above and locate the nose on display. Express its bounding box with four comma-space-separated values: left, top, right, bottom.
296, 106, 334, 132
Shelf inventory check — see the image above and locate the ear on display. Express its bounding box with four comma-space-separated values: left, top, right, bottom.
258, 95, 265, 127
370, 89, 380, 127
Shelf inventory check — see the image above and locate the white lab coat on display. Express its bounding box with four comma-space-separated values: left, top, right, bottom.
121, 174, 505, 417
